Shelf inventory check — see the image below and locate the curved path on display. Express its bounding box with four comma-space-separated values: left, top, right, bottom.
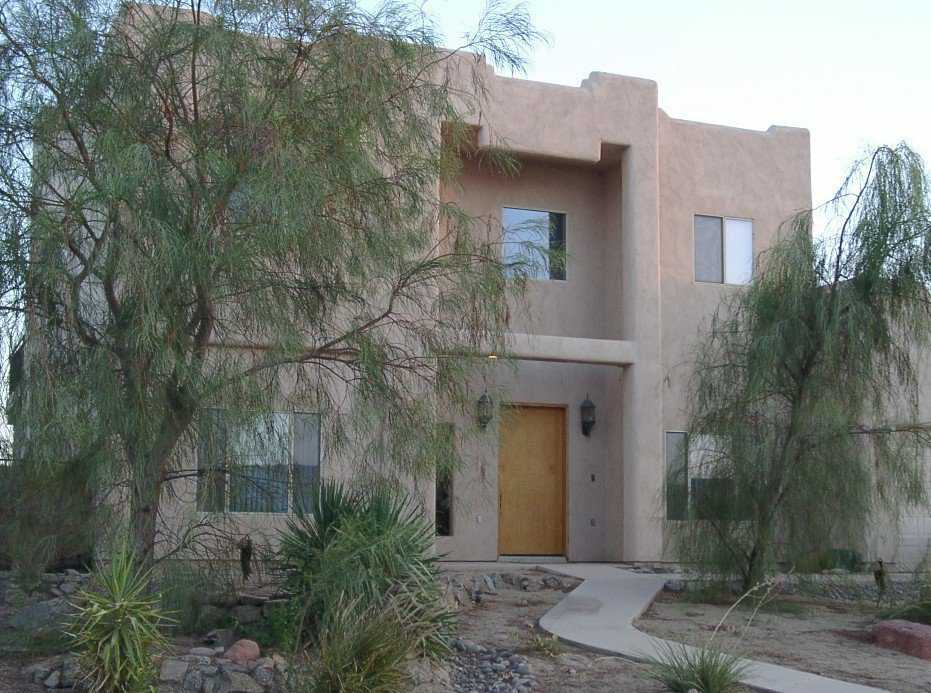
537, 564, 888, 693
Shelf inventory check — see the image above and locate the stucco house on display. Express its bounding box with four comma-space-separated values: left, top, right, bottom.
432, 64, 813, 564
177, 61, 821, 565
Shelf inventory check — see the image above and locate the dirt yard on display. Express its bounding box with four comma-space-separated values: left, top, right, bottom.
636, 591, 931, 693
447, 566, 670, 693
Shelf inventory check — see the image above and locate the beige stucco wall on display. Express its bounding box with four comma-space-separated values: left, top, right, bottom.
150, 61, 815, 565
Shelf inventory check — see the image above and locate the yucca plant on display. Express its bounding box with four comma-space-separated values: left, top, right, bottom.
291, 596, 414, 693
66, 544, 171, 693
644, 640, 748, 693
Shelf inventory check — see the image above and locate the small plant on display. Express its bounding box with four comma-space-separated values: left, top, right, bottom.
644, 578, 775, 693
67, 544, 171, 693
290, 596, 413, 693
644, 640, 748, 693
155, 559, 235, 634
527, 629, 562, 658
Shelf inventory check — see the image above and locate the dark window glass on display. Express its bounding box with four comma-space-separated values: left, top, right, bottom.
665, 432, 688, 521
436, 469, 453, 537
691, 477, 736, 521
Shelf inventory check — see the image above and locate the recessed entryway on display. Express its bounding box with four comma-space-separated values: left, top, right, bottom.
498, 405, 567, 556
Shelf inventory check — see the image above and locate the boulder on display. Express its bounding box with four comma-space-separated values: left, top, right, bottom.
22, 659, 56, 684
159, 657, 190, 684
9, 597, 70, 633
223, 639, 261, 665
872, 619, 931, 660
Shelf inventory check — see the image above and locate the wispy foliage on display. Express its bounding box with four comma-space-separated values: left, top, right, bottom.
0, 0, 540, 565
673, 145, 931, 589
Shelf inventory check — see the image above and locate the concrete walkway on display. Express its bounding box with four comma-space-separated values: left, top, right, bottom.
536, 564, 889, 693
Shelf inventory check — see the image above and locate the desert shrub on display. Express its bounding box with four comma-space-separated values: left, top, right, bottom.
880, 600, 931, 625
155, 560, 236, 634
278, 480, 453, 657
237, 600, 299, 651
290, 596, 414, 693
67, 544, 171, 693
644, 640, 748, 693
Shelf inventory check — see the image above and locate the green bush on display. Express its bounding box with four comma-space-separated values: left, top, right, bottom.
291, 596, 414, 693
236, 600, 298, 651
644, 640, 747, 693
66, 545, 171, 693
155, 560, 235, 634
278, 480, 453, 658
880, 600, 931, 625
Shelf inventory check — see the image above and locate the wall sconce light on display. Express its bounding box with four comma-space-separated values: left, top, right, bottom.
580, 394, 596, 436
476, 390, 493, 429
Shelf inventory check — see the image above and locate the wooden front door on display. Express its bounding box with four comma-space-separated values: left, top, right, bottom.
498, 405, 566, 556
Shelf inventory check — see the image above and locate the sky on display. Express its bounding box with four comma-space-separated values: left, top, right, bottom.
406, 0, 931, 226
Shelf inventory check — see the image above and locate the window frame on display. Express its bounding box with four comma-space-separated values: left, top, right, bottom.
501, 205, 568, 282
692, 214, 754, 286
196, 409, 322, 516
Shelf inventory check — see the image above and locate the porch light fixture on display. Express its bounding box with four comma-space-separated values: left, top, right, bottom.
580, 394, 596, 436
476, 391, 493, 429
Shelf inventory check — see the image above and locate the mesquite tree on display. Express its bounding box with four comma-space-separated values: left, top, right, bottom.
0, 0, 539, 568
674, 145, 931, 590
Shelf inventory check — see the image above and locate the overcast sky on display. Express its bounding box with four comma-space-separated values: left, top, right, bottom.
412, 0, 930, 226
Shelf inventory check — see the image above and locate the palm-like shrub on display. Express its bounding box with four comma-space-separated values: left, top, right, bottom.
278, 480, 453, 658
67, 545, 171, 693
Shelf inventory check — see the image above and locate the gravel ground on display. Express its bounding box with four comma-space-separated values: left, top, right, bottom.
445, 567, 670, 693
637, 591, 931, 693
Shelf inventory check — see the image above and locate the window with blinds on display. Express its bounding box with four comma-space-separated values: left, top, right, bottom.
196, 409, 321, 514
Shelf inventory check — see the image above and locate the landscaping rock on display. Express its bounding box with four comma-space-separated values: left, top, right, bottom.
189, 646, 218, 657
219, 670, 264, 693
9, 597, 71, 633
203, 628, 237, 649
59, 656, 80, 687
43, 670, 60, 688
872, 619, 931, 660
159, 657, 190, 684
23, 659, 56, 684
664, 578, 687, 593
223, 639, 261, 665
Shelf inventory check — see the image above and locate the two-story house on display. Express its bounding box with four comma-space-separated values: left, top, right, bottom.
431, 63, 812, 563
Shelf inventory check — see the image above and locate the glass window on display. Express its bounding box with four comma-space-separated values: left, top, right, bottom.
197, 410, 321, 514
665, 432, 688, 521
694, 215, 753, 285
694, 215, 723, 283
724, 218, 753, 284
502, 207, 566, 280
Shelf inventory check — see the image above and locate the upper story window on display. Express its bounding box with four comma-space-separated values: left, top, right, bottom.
197, 409, 321, 514
502, 207, 566, 281
694, 215, 753, 285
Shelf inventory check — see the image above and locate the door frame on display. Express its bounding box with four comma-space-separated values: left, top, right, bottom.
497, 402, 568, 557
